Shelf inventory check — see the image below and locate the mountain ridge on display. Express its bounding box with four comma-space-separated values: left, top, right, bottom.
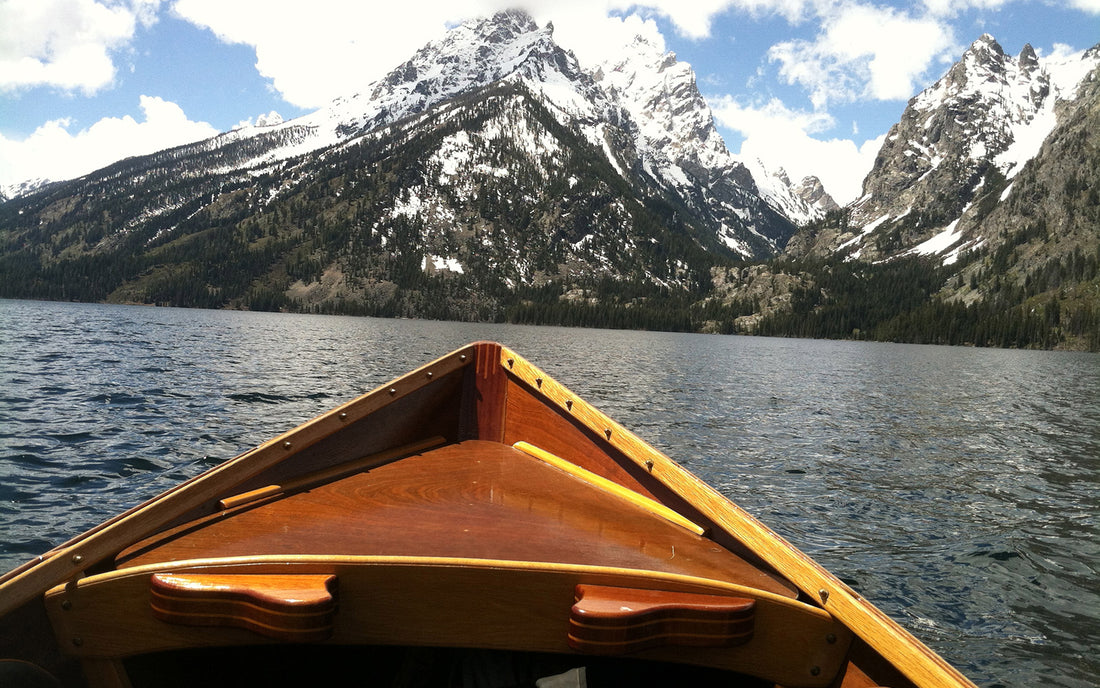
2, 15, 1098, 349
787, 34, 1099, 264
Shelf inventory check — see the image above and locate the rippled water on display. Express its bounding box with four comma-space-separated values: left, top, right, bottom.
2, 299, 1097, 687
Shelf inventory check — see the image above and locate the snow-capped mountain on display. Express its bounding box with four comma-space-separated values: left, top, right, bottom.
592, 34, 799, 251
0, 10, 800, 318
741, 157, 838, 225
795, 35, 1100, 263
0, 176, 53, 202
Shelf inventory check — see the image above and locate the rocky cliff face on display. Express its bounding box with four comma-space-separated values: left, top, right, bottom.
789, 35, 1099, 265
592, 33, 797, 256
942, 50, 1100, 312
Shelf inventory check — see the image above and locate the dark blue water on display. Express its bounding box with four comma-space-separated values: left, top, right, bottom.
2, 299, 1097, 687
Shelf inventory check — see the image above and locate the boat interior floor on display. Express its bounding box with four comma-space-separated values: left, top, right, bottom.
122, 645, 774, 688
117, 440, 794, 599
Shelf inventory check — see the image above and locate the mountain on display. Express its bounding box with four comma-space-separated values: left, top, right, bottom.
0, 11, 798, 323
740, 157, 839, 225
3, 18, 1095, 348
591, 34, 798, 252
756, 36, 1100, 349
789, 35, 1099, 263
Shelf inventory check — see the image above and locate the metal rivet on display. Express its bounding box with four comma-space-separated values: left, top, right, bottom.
71, 554, 83, 566
71, 638, 83, 647
283, 441, 293, 450
426, 371, 433, 379
819, 589, 830, 604
826, 633, 837, 644
338, 412, 348, 421
810, 666, 821, 677
645, 460, 654, 471
389, 388, 397, 395
460, 354, 467, 361
61, 600, 72, 611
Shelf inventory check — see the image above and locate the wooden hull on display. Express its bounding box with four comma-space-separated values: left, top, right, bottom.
0, 342, 976, 688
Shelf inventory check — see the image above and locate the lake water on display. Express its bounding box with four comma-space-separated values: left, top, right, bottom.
1, 298, 1097, 687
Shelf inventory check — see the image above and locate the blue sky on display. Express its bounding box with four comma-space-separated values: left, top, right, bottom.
2, 0, 1098, 202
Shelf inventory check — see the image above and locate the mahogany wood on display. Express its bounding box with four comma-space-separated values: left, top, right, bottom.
461, 341, 508, 442
118, 441, 792, 596
149, 573, 336, 642
500, 376, 658, 499
568, 584, 755, 654
216, 436, 445, 510
512, 441, 705, 535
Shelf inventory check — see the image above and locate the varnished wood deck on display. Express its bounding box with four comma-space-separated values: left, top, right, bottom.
118, 441, 796, 599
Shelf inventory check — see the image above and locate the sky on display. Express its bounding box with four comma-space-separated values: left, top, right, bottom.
1, 0, 1098, 204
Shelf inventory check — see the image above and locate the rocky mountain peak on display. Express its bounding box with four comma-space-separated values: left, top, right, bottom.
970, 33, 1004, 57
481, 9, 540, 42
590, 29, 795, 254
786, 33, 1099, 264
1018, 43, 1040, 73
794, 176, 838, 213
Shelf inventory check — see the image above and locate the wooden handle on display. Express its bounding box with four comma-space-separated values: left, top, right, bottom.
569, 584, 754, 655
150, 573, 337, 642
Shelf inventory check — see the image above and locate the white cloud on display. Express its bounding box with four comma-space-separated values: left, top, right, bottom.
0, 0, 161, 94
0, 95, 218, 188
768, 3, 957, 108
1067, 0, 1100, 13
920, 0, 1010, 16
169, 0, 492, 108
711, 96, 882, 203
163, 0, 822, 108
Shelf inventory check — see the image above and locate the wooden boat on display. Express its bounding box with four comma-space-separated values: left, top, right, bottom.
0, 342, 976, 688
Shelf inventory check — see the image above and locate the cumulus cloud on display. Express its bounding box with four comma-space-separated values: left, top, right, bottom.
0, 0, 161, 94
920, 0, 1010, 16
711, 96, 883, 203
0, 95, 218, 188
164, 0, 819, 108
768, 3, 958, 108
169, 0, 491, 108
1067, 0, 1100, 12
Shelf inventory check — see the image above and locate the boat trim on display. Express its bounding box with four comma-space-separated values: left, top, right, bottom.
512, 441, 705, 536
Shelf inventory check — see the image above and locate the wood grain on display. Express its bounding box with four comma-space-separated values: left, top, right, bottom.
569, 584, 755, 654
119, 441, 792, 597
150, 573, 336, 642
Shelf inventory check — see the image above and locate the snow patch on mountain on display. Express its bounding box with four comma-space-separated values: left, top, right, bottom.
834, 35, 1100, 263
742, 157, 838, 225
